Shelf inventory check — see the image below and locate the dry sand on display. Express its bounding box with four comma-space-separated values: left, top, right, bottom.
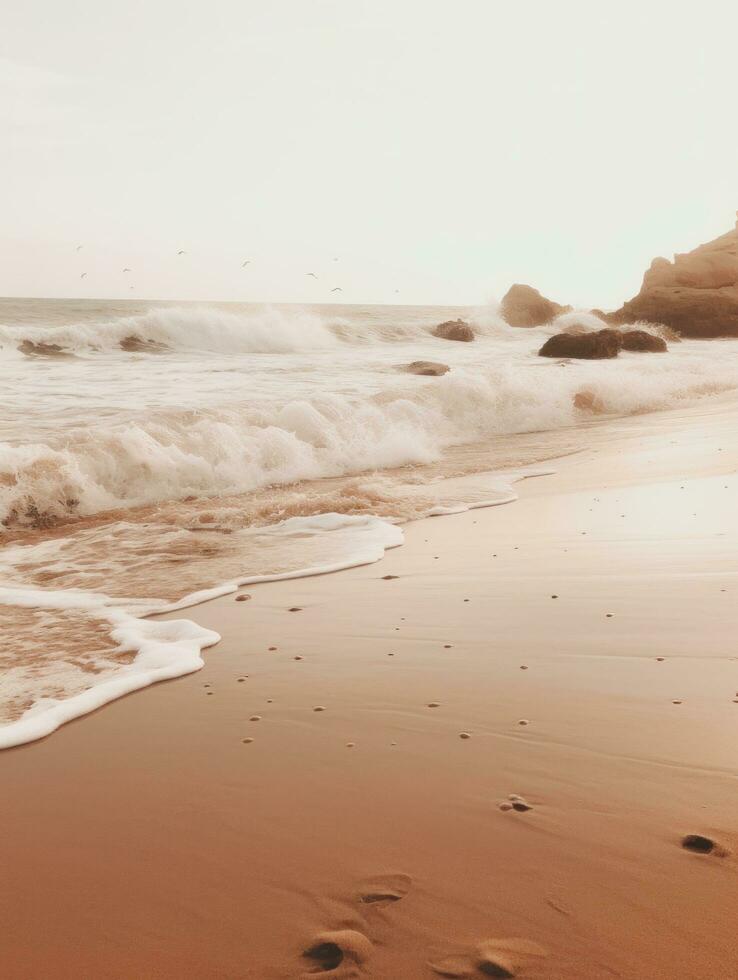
2, 397, 738, 979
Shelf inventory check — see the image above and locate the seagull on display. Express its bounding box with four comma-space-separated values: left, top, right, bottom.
80, 273, 87, 279
331, 287, 342, 292
241, 260, 251, 267
306, 272, 318, 279
177, 250, 187, 255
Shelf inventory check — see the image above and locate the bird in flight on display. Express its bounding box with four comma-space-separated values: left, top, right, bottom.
177, 250, 187, 255
306, 272, 318, 279
331, 287, 342, 292
80, 273, 87, 279
241, 260, 251, 267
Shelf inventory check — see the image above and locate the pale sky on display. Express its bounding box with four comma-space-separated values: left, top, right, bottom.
2, 0, 737, 308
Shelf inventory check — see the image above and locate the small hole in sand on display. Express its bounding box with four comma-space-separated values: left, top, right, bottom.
303, 942, 343, 972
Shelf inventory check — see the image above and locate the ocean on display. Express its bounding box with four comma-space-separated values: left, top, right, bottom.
2, 296, 737, 747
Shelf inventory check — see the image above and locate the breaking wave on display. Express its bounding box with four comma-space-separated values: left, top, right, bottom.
3, 352, 737, 529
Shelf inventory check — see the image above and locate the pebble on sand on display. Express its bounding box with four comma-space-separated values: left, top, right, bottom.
520, 665, 528, 670
672, 700, 683, 705
427, 702, 441, 708
294, 655, 303, 661
268, 646, 277, 651
288, 607, 302, 612
459, 732, 472, 739
518, 719, 529, 726
249, 715, 262, 721
242, 737, 254, 744
382, 574, 399, 580
313, 705, 326, 712
235, 594, 251, 602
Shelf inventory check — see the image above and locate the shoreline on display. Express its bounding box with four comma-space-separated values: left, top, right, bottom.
2, 396, 738, 978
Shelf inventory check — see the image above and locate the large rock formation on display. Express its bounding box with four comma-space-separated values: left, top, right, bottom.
539, 328, 622, 359
614, 215, 738, 337
432, 319, 475, 342
500, 284, 571, 327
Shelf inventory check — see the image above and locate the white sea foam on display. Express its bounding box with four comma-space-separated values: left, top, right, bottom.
0, 305, 346, 355
0, 513, 404, 748
2, 347, 737, 528
3, 296, 738, 747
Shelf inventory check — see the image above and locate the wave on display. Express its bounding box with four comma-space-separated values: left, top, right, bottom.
0, 301, 523, 358
0, 305, 347, 356
2, 348, 737, 529
0, 512, 405, 748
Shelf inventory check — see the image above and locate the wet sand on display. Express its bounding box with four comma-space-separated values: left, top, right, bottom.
2, 399, 738, 978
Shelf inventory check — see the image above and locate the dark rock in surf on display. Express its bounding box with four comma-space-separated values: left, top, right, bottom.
432, 319, 475, 342
18, 340, 72, 358
403, 360, 450, 375
619, 330, 667, 352
119, 335, 168, 353
539, 328, 622, 359
500, 283, 571, 327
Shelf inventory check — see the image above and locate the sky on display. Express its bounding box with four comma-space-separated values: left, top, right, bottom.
2, 0, 737, 308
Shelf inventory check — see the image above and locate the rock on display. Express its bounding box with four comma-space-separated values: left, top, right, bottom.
17, 340, 71, 357
619, 330, 668, 352
404, 360, 450, 375
573, 389, 605, 412
500, 284, 571, 327
432, 319, 475, 342
613, 215, 738, 337
539, 328, 622, 359
119, 335, 168, 352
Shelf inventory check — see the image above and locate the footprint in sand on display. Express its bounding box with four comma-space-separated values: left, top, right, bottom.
428, 939, 548, 977
302, 929, 372, 974
357, 872, 412, 907
500, 794, 533, 813
681, 834, 728, 857
429, 937, 547, 978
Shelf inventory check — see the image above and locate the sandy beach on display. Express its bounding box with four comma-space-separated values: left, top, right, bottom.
2, 395, 737, 979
